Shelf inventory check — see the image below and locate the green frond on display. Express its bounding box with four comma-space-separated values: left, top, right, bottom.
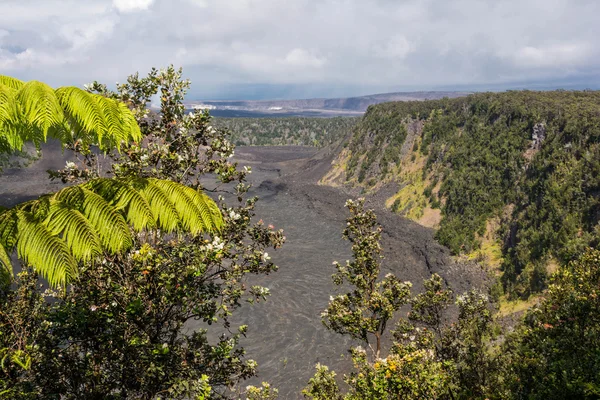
16, 210, 77, 287
96, 96, 127, 151
54, 186, 133, 254
27, 195, 52, 220
148, 178, 222, 233
56, 86, 107, 144
85, 178, 155, 231
16, 80, 64, 138
45, 202, 102, 262
192, 191, 223, 232
0, 85, 24, 151
0, 178, 222, 286
0, 75, 24, 90
0, 210, 18, 250
1, 75, 141, 155
0, 243, 12, 285
117, 100, 142, 143
54, 87, 142, 151
0, 84, 17, 120
132, 179, 181, 233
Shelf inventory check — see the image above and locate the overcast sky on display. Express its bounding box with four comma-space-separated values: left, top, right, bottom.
1, 0, 599, 99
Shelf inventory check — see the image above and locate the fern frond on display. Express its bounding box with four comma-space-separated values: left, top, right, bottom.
1, 75, 142, 154
1, 178, 222, 286
56, 86, 106, 142
149, 179, 222, 233
96, 96, 127, 151
0, 243, 12, 285
45, 202, 102, 262
16, 211, 77, 287
0, 85, 24, 151
117, 100, 142, 143
134, 179, 181, 233
0, 210, 18, 250
192, 191, 223, 232
17, 80, 64, 138
85, 178, 155, 231
54, 186, 133, 254
0, 76, 24, 90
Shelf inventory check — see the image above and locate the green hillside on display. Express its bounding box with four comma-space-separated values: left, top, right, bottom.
328, 91, 600, 297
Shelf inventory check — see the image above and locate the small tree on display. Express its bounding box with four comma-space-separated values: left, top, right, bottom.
321, 198, 412, 359
306, 201, 499, 400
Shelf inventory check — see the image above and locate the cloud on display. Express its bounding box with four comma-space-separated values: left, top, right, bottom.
513, 43, 591, 68
1, 0, 599, 98
113, 0, 154, 13
373, 35, 414, 60
282, 49, 326, 68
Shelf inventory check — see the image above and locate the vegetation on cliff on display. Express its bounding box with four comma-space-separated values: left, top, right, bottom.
338, 91, 600, 297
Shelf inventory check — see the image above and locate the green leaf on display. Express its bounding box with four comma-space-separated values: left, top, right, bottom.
16, 210, 78, 287
16, 80, 64, 138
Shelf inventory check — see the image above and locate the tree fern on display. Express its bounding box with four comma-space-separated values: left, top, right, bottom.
16, 210, 78, 287
85, 178, 155, 232
45, 202, 103, 262
17, 81, 64, 138
0, 76, 24, 90
0, 75, 141, 154
76, 187, 133, 253
0, 178, 223, 287
0, 85, 22, 152
0, 241, 11, 284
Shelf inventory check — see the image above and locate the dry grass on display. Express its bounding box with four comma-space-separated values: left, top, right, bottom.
498, 295, 540, 317
418, 207, 442, 228
319, 148, 349, 186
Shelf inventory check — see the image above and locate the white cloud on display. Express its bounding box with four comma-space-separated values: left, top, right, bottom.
113, 0, 154, 13
513, 43, 590, 68
1, 0, 600, 97
59, 18, 117, 50
374, 35, 414, 60
282, 48, 326, 68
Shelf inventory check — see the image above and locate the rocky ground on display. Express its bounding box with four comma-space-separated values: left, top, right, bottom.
0, 143, 489, 399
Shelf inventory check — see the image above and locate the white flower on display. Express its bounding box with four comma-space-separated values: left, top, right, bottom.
262, 252, 271, 262
210, 236, 224, 251
65, 161, 76, 169
229, 210, 241, 220
329, 295, 334, 301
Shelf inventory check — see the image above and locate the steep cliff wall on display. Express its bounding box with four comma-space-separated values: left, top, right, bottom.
322, 92, 600, 296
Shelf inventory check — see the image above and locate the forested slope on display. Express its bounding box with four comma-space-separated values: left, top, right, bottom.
324, 91, 600, 296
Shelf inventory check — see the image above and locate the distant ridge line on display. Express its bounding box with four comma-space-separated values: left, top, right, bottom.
187, 91, 472, 115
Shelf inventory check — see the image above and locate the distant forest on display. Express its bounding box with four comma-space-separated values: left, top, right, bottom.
213, 116, 359, 147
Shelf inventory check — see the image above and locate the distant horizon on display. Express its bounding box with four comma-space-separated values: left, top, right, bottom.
189, 79, 600, 102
